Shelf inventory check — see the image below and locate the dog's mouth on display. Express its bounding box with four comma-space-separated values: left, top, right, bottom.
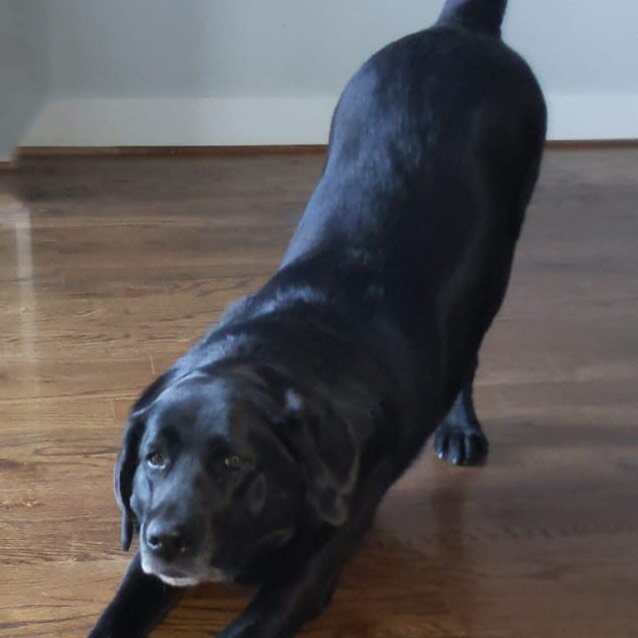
156, 573, 202, 588
140, 552, 229, 588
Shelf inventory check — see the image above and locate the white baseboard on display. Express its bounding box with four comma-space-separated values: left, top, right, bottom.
548, 94, 638, 141
22, 93, 638, 147
23, 97, 336, 147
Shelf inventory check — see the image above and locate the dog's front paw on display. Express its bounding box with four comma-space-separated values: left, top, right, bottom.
88, 622, 140, 638
88, 625, 111, 638
217, 615, 297, 638
434, 424, 489, 466
216, 619, 260, 638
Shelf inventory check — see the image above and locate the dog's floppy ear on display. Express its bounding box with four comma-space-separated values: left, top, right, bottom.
113, 409, 146, 551
113, 372, 174, 551
277, 389, 360, 527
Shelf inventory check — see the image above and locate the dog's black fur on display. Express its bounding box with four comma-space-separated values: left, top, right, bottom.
90, 1, 546, 636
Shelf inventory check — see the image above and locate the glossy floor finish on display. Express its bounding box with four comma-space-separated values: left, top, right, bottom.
1, 149, 637, 637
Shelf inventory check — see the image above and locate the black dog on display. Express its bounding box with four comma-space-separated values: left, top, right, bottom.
90, 0, 546, 636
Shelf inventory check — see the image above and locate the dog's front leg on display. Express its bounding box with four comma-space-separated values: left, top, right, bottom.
88, 553, 182, 638
218, 506, 376, 638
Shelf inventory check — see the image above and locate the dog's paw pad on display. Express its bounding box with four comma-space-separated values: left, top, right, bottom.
434, 426, 489, 467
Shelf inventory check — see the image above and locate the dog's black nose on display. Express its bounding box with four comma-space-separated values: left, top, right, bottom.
145, 521, 191, 561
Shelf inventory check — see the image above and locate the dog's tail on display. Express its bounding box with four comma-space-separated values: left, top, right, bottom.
437, 0, 508, 37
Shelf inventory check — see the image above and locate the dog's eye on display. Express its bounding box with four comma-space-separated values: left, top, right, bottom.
223, 455, 243, 470
147, 451, 167, 469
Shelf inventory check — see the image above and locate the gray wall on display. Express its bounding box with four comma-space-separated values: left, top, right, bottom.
46, 0, 638, 99
0, 1, 49, 160
9, 0, 638, 149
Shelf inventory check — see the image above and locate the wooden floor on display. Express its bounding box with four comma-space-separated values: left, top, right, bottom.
1, 149, 637, 637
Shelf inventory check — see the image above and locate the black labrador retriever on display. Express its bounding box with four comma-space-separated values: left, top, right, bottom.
90, 0, 546, 635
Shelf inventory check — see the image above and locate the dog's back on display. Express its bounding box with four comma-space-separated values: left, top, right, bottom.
285, 0, 544, 261
282, 0, 546, 399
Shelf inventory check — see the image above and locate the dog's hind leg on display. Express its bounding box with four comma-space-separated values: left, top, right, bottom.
434, 365, 489, 466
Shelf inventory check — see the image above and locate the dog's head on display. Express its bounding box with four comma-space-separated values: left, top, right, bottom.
114, 363, 360, 587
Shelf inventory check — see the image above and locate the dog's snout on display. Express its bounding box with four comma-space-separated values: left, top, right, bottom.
145, 520, 193, 561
